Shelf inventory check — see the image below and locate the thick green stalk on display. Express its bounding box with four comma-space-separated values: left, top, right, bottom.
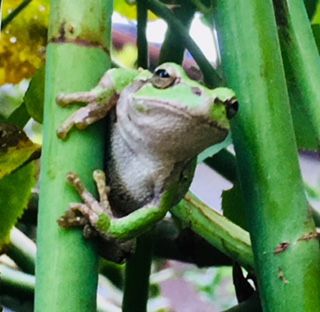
35, 1, 112, 311
172, 193, 254, 271
214, 1, 320, 311
122, 233, 153, 312
273, 0, 320, 150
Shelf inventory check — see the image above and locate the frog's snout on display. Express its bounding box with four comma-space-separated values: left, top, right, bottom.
225, 98, 239, 119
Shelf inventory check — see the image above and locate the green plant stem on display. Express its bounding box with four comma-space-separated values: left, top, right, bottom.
214, 1, 320, 310
273, 0, 320, 150
137, 0, 149, 68
172, 193, 254, 271
0, 264, 35, 297
35, 1, 112, 311
1, 0, 32, 30
7, 227, 36, 274
147, 0, 222, 87
122, 233, 153, 312
159, 1, 195, 64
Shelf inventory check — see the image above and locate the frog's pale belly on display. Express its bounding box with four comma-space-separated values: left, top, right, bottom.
105, 121, 195, 217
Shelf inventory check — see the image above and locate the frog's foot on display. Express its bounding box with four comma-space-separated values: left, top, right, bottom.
60, 170, 112, 227
57, 102, 112, 140
58, 170, 134, 262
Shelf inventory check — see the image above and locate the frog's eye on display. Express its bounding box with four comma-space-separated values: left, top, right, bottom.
151, 68, 176, 89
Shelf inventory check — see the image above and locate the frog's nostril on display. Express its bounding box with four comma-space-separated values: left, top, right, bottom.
191, 87, 202, 96
226, 99, 239, 119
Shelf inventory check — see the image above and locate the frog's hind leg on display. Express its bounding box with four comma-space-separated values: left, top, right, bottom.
57, 102, 113, 139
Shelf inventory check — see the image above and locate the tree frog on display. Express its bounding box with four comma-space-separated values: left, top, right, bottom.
56, 63, 238, 262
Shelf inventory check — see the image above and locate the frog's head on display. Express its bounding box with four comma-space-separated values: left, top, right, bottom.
118, 63, 238, 161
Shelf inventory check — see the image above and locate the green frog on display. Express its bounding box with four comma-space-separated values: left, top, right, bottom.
56, 63, 238, 262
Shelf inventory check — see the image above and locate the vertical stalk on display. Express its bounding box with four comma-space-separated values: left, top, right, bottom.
137, 0, 149, 68
214, 1, 320, 311
159, 1, 195, 64
35, 1, 112, 311
122, 233, 153, 312
273, 0, 320, 149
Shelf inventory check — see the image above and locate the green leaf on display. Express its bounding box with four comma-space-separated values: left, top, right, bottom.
0, 81, 28, 119
304, 0, 319, 20
197, 133, 232, 163
24, 67, 45, 123
222, 182, 248, 231
7, 103, 30, 128
0, 123, 40, 179
311, 24, 320, 53
0, 161, 37, 249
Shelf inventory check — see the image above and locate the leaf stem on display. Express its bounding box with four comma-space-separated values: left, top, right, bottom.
1, 0, 32, 30
147, 0, 222, 87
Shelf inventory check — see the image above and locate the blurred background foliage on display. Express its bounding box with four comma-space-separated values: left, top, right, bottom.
1, 0, 320, 311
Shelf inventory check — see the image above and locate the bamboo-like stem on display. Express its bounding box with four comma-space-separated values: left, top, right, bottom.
35, 1, 112, 311
214, 1, 320, 310
273, 0, 320, 150
147, 0, 222, 87
122, 233, 153, 312
172, 193, 254, 271
137, 0, 149, 68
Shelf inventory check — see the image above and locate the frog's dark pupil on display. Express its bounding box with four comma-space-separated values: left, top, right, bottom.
155, 69, 170, 78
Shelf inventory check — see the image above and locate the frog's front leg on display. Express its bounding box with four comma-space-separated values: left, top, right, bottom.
59, 170, 171, 250
57, 102, 114, 139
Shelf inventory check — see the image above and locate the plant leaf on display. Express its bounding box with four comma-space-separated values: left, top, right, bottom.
0, 161, 37, 250
0, 123, 40, 179
222, 182, 248, 231
24, 67, 45, 123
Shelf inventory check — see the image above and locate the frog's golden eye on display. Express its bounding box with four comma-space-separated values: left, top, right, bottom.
151, 68, 176, 89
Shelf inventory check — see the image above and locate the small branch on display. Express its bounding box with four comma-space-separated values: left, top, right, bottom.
159, 1, 195, 64
137, 0, 149, 68
7, 227, 36, 274
147, 0, 223, 87
0, 264, 35, 297
122, 232, 153, 312
1, 0, 32, 30
172, 193, 254, 271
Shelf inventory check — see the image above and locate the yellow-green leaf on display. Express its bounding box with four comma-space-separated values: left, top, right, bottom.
0, 124, 40, 179
0, 161, 37, 249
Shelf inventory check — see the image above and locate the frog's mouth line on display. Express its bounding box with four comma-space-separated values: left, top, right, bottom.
135, 98, 229, 134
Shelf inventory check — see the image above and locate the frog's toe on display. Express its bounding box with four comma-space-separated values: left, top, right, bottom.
58, 203, 89, 228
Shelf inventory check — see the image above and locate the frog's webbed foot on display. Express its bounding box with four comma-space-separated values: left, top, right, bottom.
58, 170, 135, 263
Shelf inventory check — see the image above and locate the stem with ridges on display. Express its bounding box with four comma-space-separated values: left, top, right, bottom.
35, 1, 112, 311
214, 1, 320, 310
